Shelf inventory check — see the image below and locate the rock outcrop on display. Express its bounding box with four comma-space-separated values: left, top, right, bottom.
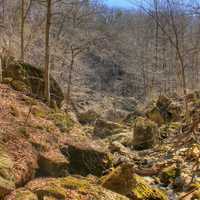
2, 62, 64, 107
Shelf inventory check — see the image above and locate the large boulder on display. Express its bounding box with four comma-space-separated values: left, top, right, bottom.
2, 62, 64, 107
61, 138, 112, 177
37, 149, 69, 177
101, 164, 168, 200
146, 95, 181, 126
0, 145, 15, 198
94, 119, 125, 139
26, 177, 129, 200
133, 117, 158, 150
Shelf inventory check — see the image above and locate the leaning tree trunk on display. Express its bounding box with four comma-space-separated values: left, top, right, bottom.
44, 0, 51, 105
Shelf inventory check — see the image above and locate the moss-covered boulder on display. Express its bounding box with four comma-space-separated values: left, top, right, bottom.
94, 119, 125, 139
133, 117, 158, 150
101, 164, 135, 195
0, 145, 15, 198
61, 139, 112, 177
146, 95, 181, 126
5, 189, 38, 200
26, 176, 129, 200
101, 164, 168, 200
37, 149, 69, 177
130, 175, 168, 200
78, 109, 100, 125
2, 62, 64, 107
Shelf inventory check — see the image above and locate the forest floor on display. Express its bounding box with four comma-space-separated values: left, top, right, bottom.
0, 82, 200, 200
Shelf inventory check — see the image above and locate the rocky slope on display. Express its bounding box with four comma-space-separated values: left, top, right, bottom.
1, 72, 200, 199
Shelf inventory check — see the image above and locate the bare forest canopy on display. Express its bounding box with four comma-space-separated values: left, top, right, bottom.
1, 0, 200, 102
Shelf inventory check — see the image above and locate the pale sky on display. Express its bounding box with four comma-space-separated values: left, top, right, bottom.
104, 0, 134, 8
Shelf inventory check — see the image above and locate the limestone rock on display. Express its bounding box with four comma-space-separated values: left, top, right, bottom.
61, 138, 112, 177
3, 62, 64, 107
37, 149, 69, 177
133, 117, 158, 150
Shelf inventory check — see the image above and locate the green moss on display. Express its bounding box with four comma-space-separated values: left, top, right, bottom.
78, 110, 100, 125
48, 111, 74, 132
101, 165, 168, 200
15, 189, 38, 200
3, 62, 64, 107
11, 80, 31, 93
160, 166, 177, 185
18, 127, 28, 137
131, 175, 168, 200
28, 177, 128, 200
190, 182, 200, 199
31, 105, 47, 118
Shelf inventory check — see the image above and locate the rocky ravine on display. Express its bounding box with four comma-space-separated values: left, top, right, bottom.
1, 80, 200, 200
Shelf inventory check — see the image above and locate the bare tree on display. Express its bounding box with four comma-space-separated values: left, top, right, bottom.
44, 0, 52, 105
20, 0, 33, 62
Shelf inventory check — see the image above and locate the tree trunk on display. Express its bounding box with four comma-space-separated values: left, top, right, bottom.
0, 50, 2, 83
2, 0, 5, 24
65, 49, 74, 111
44, 0, 51, 105
20, 0, 25, 61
